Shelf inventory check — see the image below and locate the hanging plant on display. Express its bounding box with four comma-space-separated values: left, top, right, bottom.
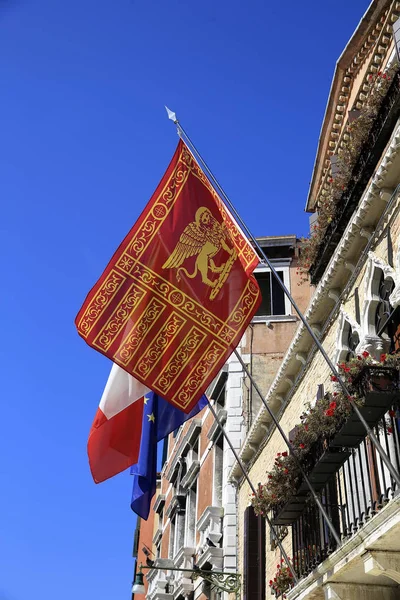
250, 351, 400, 516
269, 559, 295, 598
297, 65, 399, 281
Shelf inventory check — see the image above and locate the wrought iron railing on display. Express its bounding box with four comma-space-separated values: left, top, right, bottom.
292, 407, 400, 579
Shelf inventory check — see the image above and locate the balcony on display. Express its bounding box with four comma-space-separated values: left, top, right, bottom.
274, 369, 400, 597
309, 71, 400, 285
273, 367, 400, 526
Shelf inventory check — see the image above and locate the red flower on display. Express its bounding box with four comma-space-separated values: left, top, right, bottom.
299, 443, 305, 449
269, 580, 273, 585
329, 401, 337, 409
389, 410, 396, 418
268, 475, 273, 479
380, 354, 387, 362
362, 351, 369, 358
330, 375, 338, 381
388, 427, 393, 434
277, 452, 281, 457
282, 451, 288, 457
305, 424, 309, 431
357, 355, 362, 360
284, 469, 289, 474
333, 392, 338, 396
325, 408, 334, 417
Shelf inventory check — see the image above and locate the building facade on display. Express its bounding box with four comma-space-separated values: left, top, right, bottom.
233, 2, 400, 599
132, 236, 310, 600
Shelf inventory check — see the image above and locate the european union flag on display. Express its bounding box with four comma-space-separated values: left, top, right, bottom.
130, 392, 208, 519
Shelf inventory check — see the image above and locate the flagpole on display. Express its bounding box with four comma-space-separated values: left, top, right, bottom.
165, 107, 400, 490
232, 348, 341, 545
207, 400, 298, 583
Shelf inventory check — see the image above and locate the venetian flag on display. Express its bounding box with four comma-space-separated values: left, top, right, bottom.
76, 140, 261, 413
88, 363, 149, 483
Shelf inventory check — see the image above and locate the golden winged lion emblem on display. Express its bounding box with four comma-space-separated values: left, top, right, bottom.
162, 207, 238, 300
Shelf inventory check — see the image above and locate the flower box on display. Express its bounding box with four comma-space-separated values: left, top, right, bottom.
331, 366, 399, 448
272, 448, 350, 525
272, 367, 399, 524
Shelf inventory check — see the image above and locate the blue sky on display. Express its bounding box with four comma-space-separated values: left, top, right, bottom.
1, 1, 371, 599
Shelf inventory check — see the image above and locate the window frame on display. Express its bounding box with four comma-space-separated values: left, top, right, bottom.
252, 261, 292, 321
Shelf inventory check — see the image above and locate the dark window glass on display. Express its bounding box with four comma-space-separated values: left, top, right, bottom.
243, 506, 266, 599
255, 271, 285, 316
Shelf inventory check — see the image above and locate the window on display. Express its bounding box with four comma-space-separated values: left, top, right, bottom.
243, 507, 265, 600
344, 322, 360, 361
213, 435, 223, 507
254, 267, 290, 318
375, 273, 400, 352
184, 481, 197, 547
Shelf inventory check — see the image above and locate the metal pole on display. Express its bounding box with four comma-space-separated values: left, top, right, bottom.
232, 349, 341, 545
207, 401, 298, 583
166, 110, 400, 490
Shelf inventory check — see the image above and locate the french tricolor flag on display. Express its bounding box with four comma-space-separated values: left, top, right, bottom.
88, 363, 149, 483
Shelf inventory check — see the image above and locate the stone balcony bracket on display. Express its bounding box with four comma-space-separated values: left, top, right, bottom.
196, 546, 224, 570
197, 506, 224, 534
328, 288, 341, 303
379, 187, 395, 202
363, 550, 400, 584
324, 582, 398, 600
295, 352, 307, 366
174, 546, 196, 570
344, 261, 356, 273
310, 323, 322, 337
360, 227, 373, 240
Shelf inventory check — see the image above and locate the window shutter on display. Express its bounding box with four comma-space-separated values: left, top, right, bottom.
243, 507, 265, 599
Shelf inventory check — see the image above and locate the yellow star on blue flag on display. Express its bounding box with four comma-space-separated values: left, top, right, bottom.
130, 391, 208, 519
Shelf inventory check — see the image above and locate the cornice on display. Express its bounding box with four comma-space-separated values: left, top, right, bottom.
153, 494, 166, 515
307, 0, 398, 212
180, 460, 200, 490
207, 408, 227, 442
165, 419, 202, 482
153, 527, 163, 547
230, 123, 400, 482
196, 505, 224, 532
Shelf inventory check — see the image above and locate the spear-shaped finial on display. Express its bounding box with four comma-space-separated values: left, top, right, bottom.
165, 106, 178, 124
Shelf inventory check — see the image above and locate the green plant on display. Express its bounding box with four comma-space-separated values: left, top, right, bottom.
269, 560, 294, 598
298, 66, 398, 280
250, 351, 400, 516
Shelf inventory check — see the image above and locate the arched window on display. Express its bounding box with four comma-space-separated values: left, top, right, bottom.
375, 273, 399, 353
344, 322, 360, 361
335, 312, 361, 365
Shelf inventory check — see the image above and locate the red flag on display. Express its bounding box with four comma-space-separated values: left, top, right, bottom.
76, 140, 261, 413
